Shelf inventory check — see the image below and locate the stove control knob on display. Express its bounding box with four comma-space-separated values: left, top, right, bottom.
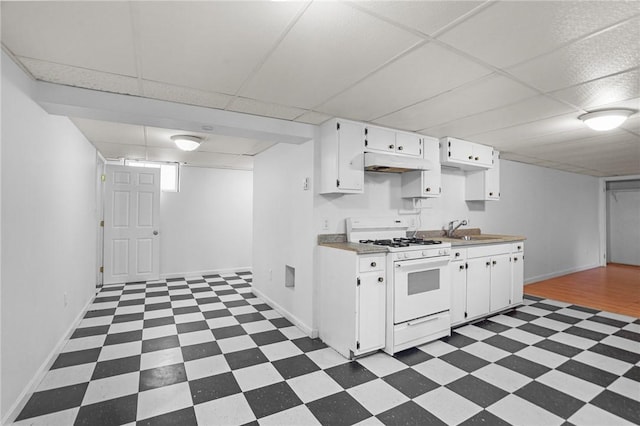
422, 251, 428, 256
403, 253, 410, 259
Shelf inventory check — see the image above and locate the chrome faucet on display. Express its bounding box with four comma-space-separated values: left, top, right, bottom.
447, 219, 468, 237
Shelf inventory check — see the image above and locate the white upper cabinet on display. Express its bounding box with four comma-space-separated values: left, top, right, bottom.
319, 118, 364, 194
466, 151, 500, 201
440, 137, 494, 170
365, 125, 422, 157
401, 136, 441, 198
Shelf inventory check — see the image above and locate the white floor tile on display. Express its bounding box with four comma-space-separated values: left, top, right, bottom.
206, 316, 239, 329
98, 341, 142, 361
548, 332, 596, 350
454, 324, 496, 341
602, 335, 640, 353
414, 386, 482, 425
173, 312, 205, 324
573, 351, 632, 375
598, 312, 636, 323
241, 320, 277, 334
353, 416, 385, 426
13, 408, 79, 426
232, 363, 283, 391
259, 404, 321, 426
471, 363, 531, 393
114, 305, 145, 315
194, 393, 256, 425
178, 329, 215, 346
286, 370, 343, 403
501, 328, 545, 345
82, 372, 140, 405
348, 379, 409, 415
355, 352, 406, 377
556, 308, 593, 320
184, 354, 230, 380
108, 320, 144, 334
622, 323, 640, 333
218, 294, 243, 302
516, 346, 569, 368
260, 341, 304, 362
418, 339, 457, 357
229, 305, 257, 315
462, 341, 510, 362
62, 335, 106, 352
37, 363, 95, 391
519, 305, 553, 317
197, 302, 226, 311
576, 320, 618, 335
78, 316, 112, 328
136, 382, 192, 421
143, 309, 173, 320
140, 347, 183, 370
489, 314, 526, 328
488, 394, 564, 426
413, 358, 466, 385
279, 326, 306, 340
305, 348, 350, 370
142, 324, 178, 340
568, 403, 635, 426
539, 299, 571, 308
607, 376, 640, 400
217, 335, 256, 353
536, 370, 604, 402
530, 317, 572, 332
261, 310, 285, 320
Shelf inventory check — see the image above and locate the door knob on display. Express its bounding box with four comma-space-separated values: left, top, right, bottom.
153, 230, 159, 235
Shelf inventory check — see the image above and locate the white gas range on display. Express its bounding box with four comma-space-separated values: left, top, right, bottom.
347, 217, 452, 354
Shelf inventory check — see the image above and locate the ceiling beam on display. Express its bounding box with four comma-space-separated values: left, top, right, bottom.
34, 80, 316, 144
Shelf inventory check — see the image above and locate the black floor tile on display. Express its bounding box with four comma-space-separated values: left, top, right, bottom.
505, 310, 538, 322
495, 355, 550, 379
244, 381, 302, 419
92, 355, 141, 380
307, 391, 372, 426
325, 362, 377, 389
614, 329, 640, 342
589, 343, 640, 364
250, 330, 287, 346
203, 308, 232, 319
137, 406, 198, 426
192, 287, 212, 294
564, 326, 607, 341
483, 335, 528, 353
272, 354, 320, 379
588, 315, 629, 328
440, 350, 490, 373
176, 320, 209, 334
84, 308, 116, 318
51, 348, 101, 369
556, 360, 618, 387
142, 335, 180, 353
15, 383, 88, 420
291, 337, 327, 353
446, 375, 508, 408
145, 302, 172, 311
172, 306, 200, 315
383, 368, 439, 398
235, 312, 266, 323
169, 294, 194, 302
567, 304, 599, 314
143, 316, 175, 328
212, 325, 246, 340
242, 292, 257, 299
442, 332, 477, 348
71, 325, 110, 339
473, 319, 511, 334
196, 296, 220, 305
215, 289, 237, 296
101, 285, 125, 292
545, 312, 582, 324
223, 300, 249, 308
514, 381, 585, 418
74, 394, 138, 426
225, 347, 268, 370
623, 366, 640, 382
269, 317, 293, 328
113, 313, 144, 323
189, 372, 241, 404
181, 341, 222, 362
459, 410, 511, 426
524, 295, 543, 301
533, 339, 582, 358
517, 323, 556, 338
392, 347, 433, 366
590, 390, 640, 424
376, 400, 445, 426
104, 330, 143, 346
530, 302, 562, 312
253, 303, 272, 311
139, 363, 187, 391
119, 298, 146, 307
94, 295, 120, 303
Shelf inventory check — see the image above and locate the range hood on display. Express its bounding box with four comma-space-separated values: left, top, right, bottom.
364, 152, 433, 173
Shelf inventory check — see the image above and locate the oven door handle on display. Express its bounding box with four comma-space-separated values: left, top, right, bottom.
407, 315, 440, 327
395, 257, 449, 270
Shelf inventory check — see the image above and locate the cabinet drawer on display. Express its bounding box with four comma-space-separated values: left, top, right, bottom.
451, 248, 467, 261
394, 312, 450, 347
359, 256, 385, 272
467, 243, 511, 259
512, 242, 524, 253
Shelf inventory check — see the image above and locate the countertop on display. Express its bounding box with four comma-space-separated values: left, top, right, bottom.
318, 230, 526, 253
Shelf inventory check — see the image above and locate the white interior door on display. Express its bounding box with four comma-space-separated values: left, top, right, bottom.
103, 165, 160, 284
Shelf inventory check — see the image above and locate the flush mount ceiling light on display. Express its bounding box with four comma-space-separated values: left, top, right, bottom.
171, 135, 202, 151
579, 109, 635, 131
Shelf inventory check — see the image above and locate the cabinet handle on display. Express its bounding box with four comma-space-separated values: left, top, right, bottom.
378, 277, 384, 283
514, 257, 518, 262
468, 155, 473, 160
398, 146, 404, 151
389, 144, 395, 150
475, 156, 479, 161
455, 252, 460, 257
426, 187, 431, 192
492, 260, 497, 265
459, 264, 465, 270
486, 261, 491, 266
517, 245, 522, 250
371, 261, 377, 267
489, 192, 494, 196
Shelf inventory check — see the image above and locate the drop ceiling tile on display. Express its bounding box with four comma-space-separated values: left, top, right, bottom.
145, 127, 273, 156
551, 69, 640, 110
374, 74, 536, 131
134, 1, 306, 94
507, 17, 640, 92
18, 57, 141, 96
145, 148, 252, 170
317, 42, 492, 121
227, 97, 307, 120
353, 1, 486, 36
294, 111, 333, 125
71, 118, 145, 146
142, 80, 232, 110
423, 95, 576, 139
93, 142, 147, 160
240, 1, 422, 109
437, 1, 640, 68
1, 2, 136, 75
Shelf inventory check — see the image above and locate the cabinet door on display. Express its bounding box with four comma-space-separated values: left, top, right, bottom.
450, 261, 467, 325
395, 132, 422, 157
447, 138, 473, 163
365, 126, 395, 153
490, 254, 511, 311
511, 254, 524, 305
486, 151, 500, 200
337, 121, 365, 191
422, 137, 441, 196
357, 272, 386, 353
472, 144, 494, 168
466, 258, 491, 318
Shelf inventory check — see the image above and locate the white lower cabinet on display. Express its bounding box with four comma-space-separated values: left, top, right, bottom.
319, 247, 386, 358
451, 242, 524, 326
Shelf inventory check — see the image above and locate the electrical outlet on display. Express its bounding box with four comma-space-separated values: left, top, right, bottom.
303, 177, 310, 191
322, 219, 329, 230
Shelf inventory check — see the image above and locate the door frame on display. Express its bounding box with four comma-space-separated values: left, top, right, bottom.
96, 151, 106, 288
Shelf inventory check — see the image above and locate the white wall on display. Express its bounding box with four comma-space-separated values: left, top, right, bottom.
1, 53, 99, 421
315, 160, 602, 284
252, 141, 315, 334
607, 189, 640, 265
159, 166, 253, 277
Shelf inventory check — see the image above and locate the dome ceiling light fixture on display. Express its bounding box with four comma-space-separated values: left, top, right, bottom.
578, 109, 635, 131
171, 135, 202, 151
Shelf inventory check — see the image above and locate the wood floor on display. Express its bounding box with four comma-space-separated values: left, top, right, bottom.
524, 263, 640, 318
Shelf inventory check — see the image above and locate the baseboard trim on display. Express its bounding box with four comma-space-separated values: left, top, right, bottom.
161, 266, 253, 280
524, 263, 601, 285
2, 294, 96, 425
251, 287, 318, 338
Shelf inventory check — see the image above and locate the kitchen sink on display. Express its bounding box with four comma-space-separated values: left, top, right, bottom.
454, 235, 496, 241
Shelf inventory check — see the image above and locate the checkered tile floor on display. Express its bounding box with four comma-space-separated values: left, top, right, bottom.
13, 272, 640, 425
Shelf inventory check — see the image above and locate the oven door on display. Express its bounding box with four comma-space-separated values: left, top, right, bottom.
394, 257, 450, 324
